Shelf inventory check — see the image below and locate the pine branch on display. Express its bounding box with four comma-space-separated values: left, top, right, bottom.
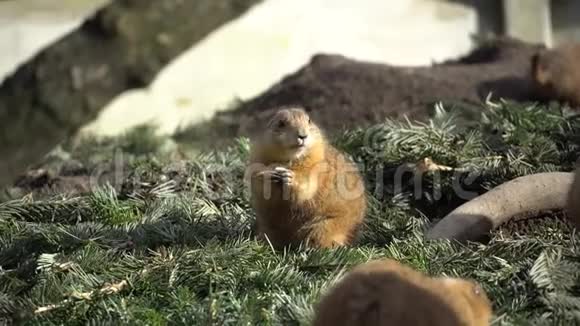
1, 99, 580, 324
34, 279, 129, 316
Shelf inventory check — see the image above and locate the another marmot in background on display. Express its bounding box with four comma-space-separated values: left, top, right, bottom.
312, 259, 493, 326
246, 107, 367, 249
531, 44, 580, 107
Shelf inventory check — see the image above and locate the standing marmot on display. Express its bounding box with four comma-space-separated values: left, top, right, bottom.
246, 107, 367, 249
531, 44, 580, 107
312, 259, 493, 326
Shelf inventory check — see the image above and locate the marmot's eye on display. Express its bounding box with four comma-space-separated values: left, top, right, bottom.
307, 118, 311, 124
277, 120, 287, 128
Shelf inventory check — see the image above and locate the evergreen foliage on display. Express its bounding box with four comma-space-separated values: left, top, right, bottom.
1, 100, 580, 325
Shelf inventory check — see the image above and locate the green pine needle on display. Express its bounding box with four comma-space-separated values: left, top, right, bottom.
1, 99, 580, 325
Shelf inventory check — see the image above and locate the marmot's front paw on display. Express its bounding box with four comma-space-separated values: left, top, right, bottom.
273, 167, 294, 185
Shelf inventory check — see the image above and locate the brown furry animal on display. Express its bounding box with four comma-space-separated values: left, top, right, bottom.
531, 44, 580, 107
246, 107, 367, 249
312, 259, 493, 326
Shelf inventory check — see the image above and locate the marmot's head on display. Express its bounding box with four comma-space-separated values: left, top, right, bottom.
531, 46, 580, 106
439, 277, 493, 325
263, 107, 322, 160
312, 259, 494, 326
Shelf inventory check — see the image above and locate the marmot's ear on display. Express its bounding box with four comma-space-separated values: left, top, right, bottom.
531, 50, 550, 85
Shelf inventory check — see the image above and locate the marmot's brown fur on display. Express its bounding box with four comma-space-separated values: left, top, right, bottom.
531, 44, 580, 107
312, 259, 493, 326
246, 107, 367, 249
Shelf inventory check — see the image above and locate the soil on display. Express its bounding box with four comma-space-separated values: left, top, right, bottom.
214, 37, 547, 138
2, 156, 197, 201
5, 161, 121, 200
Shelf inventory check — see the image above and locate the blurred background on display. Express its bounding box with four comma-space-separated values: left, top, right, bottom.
1, 0, 579, 137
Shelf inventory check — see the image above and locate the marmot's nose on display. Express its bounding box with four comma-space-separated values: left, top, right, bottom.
297, 134, 308, 146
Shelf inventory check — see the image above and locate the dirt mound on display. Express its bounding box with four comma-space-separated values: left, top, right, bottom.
216, 37, 546, 137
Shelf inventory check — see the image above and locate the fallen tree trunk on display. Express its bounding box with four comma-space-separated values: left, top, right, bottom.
425, 172, 574, 242
216, 38, 546, 138
0, 0, 262, 188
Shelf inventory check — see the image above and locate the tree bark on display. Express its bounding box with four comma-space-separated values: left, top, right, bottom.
0, 0, 262, 188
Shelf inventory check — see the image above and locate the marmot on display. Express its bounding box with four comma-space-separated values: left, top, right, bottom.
246, 107, 367, 249
312, 259, 493, 326
531, 44, 580, 107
